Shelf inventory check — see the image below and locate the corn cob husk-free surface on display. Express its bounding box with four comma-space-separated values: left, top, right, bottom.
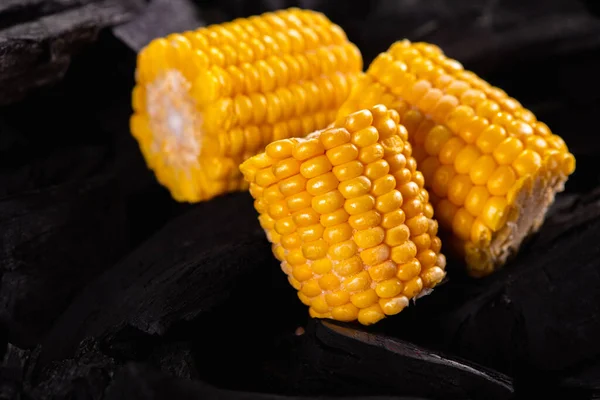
130, 8, 362, 202
240, 105, 446, 325
339, 40, 576, 277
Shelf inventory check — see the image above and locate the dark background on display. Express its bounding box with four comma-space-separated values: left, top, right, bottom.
1, 0, 600, 399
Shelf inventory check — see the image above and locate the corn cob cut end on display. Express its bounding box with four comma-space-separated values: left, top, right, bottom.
130, 8, 362, 203
241, 104, 447, 325
338, 39, 576, 277
461, 165, 570, 277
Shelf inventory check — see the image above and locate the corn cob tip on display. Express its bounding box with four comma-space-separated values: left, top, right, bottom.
242, 104, 447, 325
338, 39, 576, 277
130, 8, 363, 203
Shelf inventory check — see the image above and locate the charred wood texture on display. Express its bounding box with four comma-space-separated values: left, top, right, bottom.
0, 0, 144, 105
1, 0, 600, 399
366, 188, 600, 398
295, 320, 513, 400
104, 363, 434, 400
37, 193, 275, 365
0, 174, 127, 347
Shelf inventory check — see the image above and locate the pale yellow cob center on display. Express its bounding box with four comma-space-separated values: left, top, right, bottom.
464, 173, 562, 270
146, 69, 202, 171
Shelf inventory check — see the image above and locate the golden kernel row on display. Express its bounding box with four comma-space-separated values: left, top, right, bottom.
191, 44, 360, 105
137, 9, 350, 84
199, 73, 355, 133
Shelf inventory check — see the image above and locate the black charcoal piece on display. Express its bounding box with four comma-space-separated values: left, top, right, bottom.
104, 362, 433, 400
4, 339, 118, 400
0, 344, 29, 399
37, 193, 275, 365
355, 0, 600, 68
370, 188, 600, 390
0, 174, 127, 348
0, 0, 144, 105
0, 146, 108, 198
113, 0, 208, 52
292, 319, 513, 400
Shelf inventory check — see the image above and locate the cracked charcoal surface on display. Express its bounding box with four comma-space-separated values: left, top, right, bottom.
0, 0, 145, 105
1, 0, 600, 399
104, 363, 434, 400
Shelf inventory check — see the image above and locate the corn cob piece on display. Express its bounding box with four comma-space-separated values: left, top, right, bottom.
339, 40, 576, 277
240, 105, 446, 325
130, 8, 362, 202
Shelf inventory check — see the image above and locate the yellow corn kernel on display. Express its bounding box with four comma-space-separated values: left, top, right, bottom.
333, 160, 365, 182
241, 105, 446, 324
331, 303, 359, 321
131, 9, 362, 203
323, 223, 353, 244
328, 240, 358, 260
358, 304, 386, 325
350, 289, 379, 308
345, 194, 376, 215
338, 39, 575, 276
320, 208, 349, 227
339, 176, 372, 199
312, 190, 345, 214
364, 159, 390, 180
306, 172, 339, 196
371, 175, 397, 197
375, 278, 404, 298
327, 143, 359, 166
368, 260, 398, 281
300, 155, 332, 179
379, 296, 409, 316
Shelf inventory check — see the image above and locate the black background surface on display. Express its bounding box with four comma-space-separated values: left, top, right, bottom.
1, 0, 600, 399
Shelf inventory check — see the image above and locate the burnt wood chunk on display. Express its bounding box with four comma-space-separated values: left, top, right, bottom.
369, 189, 600, 386
38, 193, 275, 365
104, 363, 434, 400
0, 0, 144, 105
113, 0, 209, 52
0, 174, 127, 348
1, 340, 117, 400
291, 320, 513, 400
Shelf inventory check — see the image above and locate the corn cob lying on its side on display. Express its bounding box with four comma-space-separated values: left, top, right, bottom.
130, 8, 362, 202
240, 105, 446, 325
339, 40, 576, 277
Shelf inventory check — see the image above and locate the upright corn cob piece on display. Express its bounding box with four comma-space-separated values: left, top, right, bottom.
130, 8, 362, 202
339, 40, 575, 277
240, 105, 446, 325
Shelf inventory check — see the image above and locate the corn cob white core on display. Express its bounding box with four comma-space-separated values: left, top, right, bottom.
471, 174, 564, 269
146, 69, 202, 172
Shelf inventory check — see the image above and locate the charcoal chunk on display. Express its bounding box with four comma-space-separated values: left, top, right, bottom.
104, 363, 432, 400
38, 193, 276, 365
113, 0, 209, 52
0, 0, 144, 105
290, 320, 513, 400
0, 344, 29, 400
0, 339, 117, 400
0, 146, 108, 198
369, 188, 600, 393
0, 174, 127, 347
